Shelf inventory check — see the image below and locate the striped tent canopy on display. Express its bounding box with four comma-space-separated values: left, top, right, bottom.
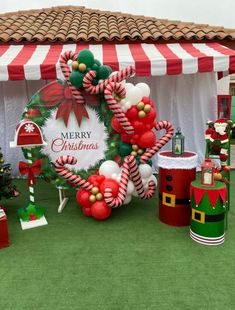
0, 42, 235, 81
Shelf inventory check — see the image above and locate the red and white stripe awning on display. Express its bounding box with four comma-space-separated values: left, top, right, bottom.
0, 42, 235, 81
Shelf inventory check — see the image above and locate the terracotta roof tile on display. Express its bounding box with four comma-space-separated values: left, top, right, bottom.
0, 5, 234, 43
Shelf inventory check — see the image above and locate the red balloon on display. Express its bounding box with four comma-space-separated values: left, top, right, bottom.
91, 201, 112, 220
138, 131, 156, 148
82, 206, 92, 217
121, 133, 132, 143
131, 120, 144, 133
126, 106, 138, 120
87, 174, 100, 187
145, 109, 157, 123
142, 96, 150, 104
97, 175, 105, 184
76, 189, 92, 208
100, 178, 119, 197
111, 116, 125, 133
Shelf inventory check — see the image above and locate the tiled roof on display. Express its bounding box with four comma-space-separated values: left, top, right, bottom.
0, 6, 235, 43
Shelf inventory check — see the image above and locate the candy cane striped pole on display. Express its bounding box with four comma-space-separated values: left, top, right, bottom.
104, 82, 134, 135
128, 155, 156, 199
83, 66, 135, 95
55, 156, 93, 191
60, 51, 85, 104
27, 148, 35, 206
140, 121, 174, 163
104, 157, 130, 208
104, 156, 156, 208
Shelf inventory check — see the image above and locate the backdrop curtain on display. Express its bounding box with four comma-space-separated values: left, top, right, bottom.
0, 72, 217, 175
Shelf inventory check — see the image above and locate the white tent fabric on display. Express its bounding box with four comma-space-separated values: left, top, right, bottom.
0, 73, 217, 174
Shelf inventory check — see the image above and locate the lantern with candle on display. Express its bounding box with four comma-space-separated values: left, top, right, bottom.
172, 128, 184, 156
201, 159, 215, 187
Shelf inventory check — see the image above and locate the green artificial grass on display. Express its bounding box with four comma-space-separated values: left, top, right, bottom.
1, 175, 235, 310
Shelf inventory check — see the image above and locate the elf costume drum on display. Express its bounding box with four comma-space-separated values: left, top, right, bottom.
158, 151, 198, 226
190, 180, 227, 245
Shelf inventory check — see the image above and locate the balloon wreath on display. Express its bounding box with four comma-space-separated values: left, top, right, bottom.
54, 49, 174, 220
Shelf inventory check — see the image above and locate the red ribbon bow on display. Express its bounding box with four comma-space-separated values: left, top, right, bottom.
40, 80, 98, 127
19, 160, 42, 186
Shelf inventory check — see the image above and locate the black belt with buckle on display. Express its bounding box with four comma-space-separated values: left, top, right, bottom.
204, 213, 225, 222
192, 208, 225, 224
159, 193, 189, 205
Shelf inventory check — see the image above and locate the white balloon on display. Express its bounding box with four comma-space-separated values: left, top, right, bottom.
142, 178, 148, 186
148, 174, 158, 186
120, 98, 128, 105
139, 164, 153, 179
123, 195, 132, 205
111, 173, 118, 180
116, 174, 122, 183
126, 87, 142, 105
136, 83, 150, 97
127, 180, 135, 195
99, 160, 120, 178
132, 188, 139, 197
125, 83, 134, 91
124, 101, 132, 111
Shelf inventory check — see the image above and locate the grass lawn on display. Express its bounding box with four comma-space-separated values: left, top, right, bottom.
0, 175, 235, 310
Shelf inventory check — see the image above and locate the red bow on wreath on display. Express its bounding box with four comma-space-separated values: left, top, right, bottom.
40, 80, 99, 126
19, 160, 42, 186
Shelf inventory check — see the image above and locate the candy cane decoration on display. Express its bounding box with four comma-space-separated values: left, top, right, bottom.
140, 120, 174, 163
83, 66, 135, 95
60, 51, 85, 104
27, 149, 35, 206
55, 156, 93, 191
104, 155, 156, 208
104, 82, 134, 135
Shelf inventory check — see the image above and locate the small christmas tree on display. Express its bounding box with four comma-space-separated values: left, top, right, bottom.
0, 147, 18, 201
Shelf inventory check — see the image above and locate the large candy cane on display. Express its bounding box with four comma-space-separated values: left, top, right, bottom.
83, 66, 135, 95
104, 82, 134, 135
60, 51, 85, 104
104, 155, 156, 208
140, 120, 174, 163
55, 156, 93, 191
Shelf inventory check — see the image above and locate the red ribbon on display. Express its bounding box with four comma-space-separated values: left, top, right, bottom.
40, 80, 99, 127
19, 160, 42, 186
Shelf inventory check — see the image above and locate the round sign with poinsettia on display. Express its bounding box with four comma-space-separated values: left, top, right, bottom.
22, 78, 121, 188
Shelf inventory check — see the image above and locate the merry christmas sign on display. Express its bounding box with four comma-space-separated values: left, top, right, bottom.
22, 78, 118, 188
42, 107, 108, 171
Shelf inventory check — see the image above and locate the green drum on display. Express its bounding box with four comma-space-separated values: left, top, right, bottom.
190, 180, 227, 245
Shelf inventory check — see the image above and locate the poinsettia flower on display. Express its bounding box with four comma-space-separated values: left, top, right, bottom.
40, 80, 99, 126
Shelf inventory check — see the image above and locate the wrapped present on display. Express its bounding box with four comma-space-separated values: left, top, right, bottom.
0, 208, 9, 248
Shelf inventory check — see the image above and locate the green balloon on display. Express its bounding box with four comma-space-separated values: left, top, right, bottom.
119, 143, 132, 157
97, 65, 112, 80
78, 49, 95, 67
92, 78, 98, 86
70, 70, 84, 89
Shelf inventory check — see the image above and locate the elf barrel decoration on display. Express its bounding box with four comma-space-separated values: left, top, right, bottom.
158, 151, 198, 226
190, 180, 227, 245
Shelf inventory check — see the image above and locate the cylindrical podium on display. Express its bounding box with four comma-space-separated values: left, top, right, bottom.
190, 180, 227, 245
158, 151, 198, 226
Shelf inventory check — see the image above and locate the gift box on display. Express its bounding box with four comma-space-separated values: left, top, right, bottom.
0, 208, 9, 248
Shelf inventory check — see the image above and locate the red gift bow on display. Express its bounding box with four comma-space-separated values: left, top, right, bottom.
40, 80, 98, 126
19, 160, 42, 186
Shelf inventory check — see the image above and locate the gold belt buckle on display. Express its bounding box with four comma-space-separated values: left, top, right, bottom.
192, 209, 205, 224
162, 192, 176, 207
